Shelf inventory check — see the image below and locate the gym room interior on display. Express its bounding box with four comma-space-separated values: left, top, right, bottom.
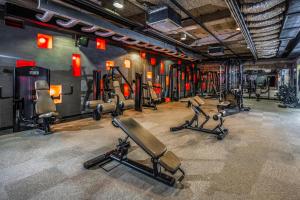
0, 0, 300, 199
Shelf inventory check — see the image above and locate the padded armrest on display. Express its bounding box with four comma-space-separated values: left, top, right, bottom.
113, 117, 167, 158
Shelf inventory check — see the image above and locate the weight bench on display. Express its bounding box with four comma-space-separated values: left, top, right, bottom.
86, 100, 118, 121
171, 96, 228, 140
84, 117, 185, 186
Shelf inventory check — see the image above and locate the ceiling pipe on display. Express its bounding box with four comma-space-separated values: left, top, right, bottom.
248, 16, 283, 28
246, 5, 286, 22
242, 0, 285, 14
81, 25, 100, 32
56, 18, 80, 28
225, 0, 257, 60
36, 11, 54, 22
169, 0, 241, 59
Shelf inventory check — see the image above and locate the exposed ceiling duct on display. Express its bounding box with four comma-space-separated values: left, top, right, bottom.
252, 29, 280, 38
250, 24, 281, 34
242, 0, 285, 14
238, 0, 286, 59
248, 16, 283, 28
245, 5, 285, 22
252, 34, 278, 41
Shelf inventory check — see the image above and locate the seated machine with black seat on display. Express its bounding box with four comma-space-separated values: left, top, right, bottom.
35, 80, 59, 134
84, 117, 185, 186
113, 81, 135, 112
171, 96, 228, 140
143, 81, 161, 110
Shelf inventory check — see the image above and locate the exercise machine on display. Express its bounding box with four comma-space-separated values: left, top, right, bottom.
171, 96, 228, 140
104, 66, 135, 112
218, 60, 250, 115
13, 66, 58, 134
84, 117, 185, 186
142, 81, 161, 110
85, 70, 119, 120
34, 80, 59, 134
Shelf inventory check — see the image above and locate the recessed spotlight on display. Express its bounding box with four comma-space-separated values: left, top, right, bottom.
236, 27, 241, 31
113, 0, 124, 9
247, 46, 250, 49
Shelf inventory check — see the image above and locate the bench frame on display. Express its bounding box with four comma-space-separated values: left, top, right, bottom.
171, 99, 228, 140
84, 119, 185, 186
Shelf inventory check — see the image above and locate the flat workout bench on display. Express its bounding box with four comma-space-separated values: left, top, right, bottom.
84, 117, 184, 186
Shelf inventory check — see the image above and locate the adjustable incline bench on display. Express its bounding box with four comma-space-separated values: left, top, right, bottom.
171, 96, 228, 140
84, 117, 185, 186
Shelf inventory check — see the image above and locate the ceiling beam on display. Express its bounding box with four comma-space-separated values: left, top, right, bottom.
281, 30, 300, 57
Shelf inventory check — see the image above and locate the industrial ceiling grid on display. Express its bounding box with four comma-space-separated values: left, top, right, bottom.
240, 0, 287, 59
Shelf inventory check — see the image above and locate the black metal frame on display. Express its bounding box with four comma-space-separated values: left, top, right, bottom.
171, 100, 228, 140
84, 119, 185, 186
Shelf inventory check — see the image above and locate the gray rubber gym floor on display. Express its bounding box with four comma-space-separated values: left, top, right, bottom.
0, 99, 300, 200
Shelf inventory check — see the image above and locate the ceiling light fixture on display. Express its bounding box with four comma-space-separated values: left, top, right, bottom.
180, 33, 187, 41
236, 27, 241, 31
113, 0, 124, 9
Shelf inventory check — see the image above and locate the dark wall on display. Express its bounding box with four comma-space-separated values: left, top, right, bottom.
0, 20, 178, 129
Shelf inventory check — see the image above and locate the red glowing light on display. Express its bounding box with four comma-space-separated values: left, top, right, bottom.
153, 83, 161, 94
96, 38, 106, 50
178, 60, 182, 65
185, 83, 190, 91
39, 37, 46, 44
106, 61, 114, 70
123, 83, 130, 98
37, 33, 52, 49
16, 60, 36, 68
160, 62, 165, 75
140, 52, 146, 59
72, 54, 81, 77
150, 57, 156, 66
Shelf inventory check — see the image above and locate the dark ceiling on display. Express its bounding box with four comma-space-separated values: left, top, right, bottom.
2, 0, 300, 61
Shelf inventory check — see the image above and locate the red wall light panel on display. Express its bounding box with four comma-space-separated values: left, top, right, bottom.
123, 83, 130, 98
16, 60, 36, 68
96, 38, 106, 50
72, 54, 81, 77
160, 62, 165, 75
150, 57, 156, 66
37, 33, 53, 49
140, 51, 146, 59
